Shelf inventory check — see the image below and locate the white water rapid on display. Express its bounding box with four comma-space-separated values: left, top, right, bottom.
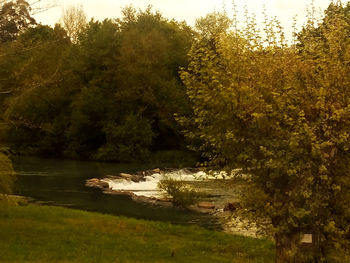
101, 169, 228, 198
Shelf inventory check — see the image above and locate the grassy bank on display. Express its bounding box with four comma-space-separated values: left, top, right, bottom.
0, 204, 274, 263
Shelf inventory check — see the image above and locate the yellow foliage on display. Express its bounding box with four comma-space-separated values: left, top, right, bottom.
181, 2, 350, 261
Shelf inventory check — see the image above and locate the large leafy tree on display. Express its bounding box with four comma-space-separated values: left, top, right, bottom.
64, 7, 193, 161
115, 6, 194, 151
60, 19, 120, 159
3, 24, 71, 154
0, 0, 58, 198
0, 0, 36, 43
0, 0, 36, 198
181, 4, 350, 262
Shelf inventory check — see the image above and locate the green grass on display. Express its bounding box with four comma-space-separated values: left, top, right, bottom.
0, 204, 274, 263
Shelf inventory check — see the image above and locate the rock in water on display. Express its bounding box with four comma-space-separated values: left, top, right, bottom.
98, 181, 109, 189
119, 173, 133, 180
85, 178, 109, 189
197, 202, 215, 209
87, 178, 99, 183
152, 168, 161, 173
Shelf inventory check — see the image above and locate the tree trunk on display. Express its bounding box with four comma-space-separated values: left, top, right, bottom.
275, 232, 320, 263
275, 232, 300, 263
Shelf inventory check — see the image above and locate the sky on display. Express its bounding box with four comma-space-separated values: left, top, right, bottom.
34, 0, 336, 40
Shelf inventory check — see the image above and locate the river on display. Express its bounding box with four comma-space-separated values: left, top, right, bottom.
13, 156, 222, 230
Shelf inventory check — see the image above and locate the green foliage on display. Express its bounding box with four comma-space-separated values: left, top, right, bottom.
65, 85, 110, 159
0, 0, 36, 43
0, 148, 15, 207
194, 11, 231, 46
1, 6, 194, 162
150, 150, 198, 166
0, 150, 14, 195
95, 114, 154, 162
2, 24, 71, 155
181, 4, 350, 262
158, 178, 201, 207
116, 7, 194, 151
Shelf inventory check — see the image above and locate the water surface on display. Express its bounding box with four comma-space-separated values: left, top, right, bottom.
14, 156, 221, 229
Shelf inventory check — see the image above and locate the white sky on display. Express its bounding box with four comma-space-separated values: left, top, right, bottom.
34, 0, 336, 40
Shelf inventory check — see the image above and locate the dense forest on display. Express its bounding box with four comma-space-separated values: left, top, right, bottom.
0, 3, 195, 162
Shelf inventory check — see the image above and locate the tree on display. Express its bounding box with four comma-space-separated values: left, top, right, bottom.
64, 8, 194, 161
0, 0, 59, 43
116, 6, 194, 151
3, 24, 71, 155
194, 11, 231, 47
62, 19, 122, 159
181, 4, 350, 262
0, 0, 58, 102
0, 0, 36, 42
60, 4, 87, 43
2, 6, 194, 162
1, 0, 58, 14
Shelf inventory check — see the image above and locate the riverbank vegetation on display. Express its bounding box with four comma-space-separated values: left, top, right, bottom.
158, 177, 202, 207
1, 0, 350, 262
181, 2, 350, 262
0, 148, 15, 203
0, 204, 274, 263
0, 4, 195, 163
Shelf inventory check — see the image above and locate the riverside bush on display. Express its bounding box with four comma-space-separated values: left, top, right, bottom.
0, 149, 16, 207
0, 151, 14, 195
158, 178, 200, 207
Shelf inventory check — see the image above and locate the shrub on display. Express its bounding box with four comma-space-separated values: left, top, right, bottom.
0, 150, 15, 195
0, 149, 16, 207
158, 178, 200, 207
